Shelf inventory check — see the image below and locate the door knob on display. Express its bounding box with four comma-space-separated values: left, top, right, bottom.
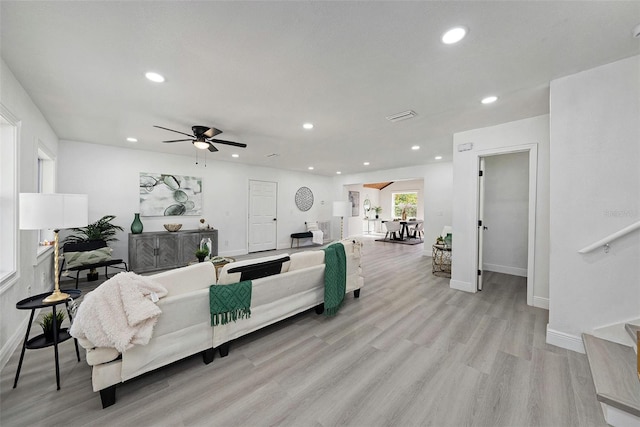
273, 218, 277, 221
483, 226, 488, 230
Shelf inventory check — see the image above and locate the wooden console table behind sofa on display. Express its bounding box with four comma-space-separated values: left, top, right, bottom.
129, 229, 218, 273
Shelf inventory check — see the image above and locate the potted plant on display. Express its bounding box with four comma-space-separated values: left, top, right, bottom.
39, 310, 66, 343
64, 215, 124, 244
436, 235, 445, 245
373, 206, 382, 219
195, 247, 209, 263
64, 215, 124, 280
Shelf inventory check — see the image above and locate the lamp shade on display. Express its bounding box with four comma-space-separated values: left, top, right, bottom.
19, 193, 88, 230
332, 201, 350, 217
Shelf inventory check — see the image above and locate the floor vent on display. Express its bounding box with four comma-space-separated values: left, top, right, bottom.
386, 110, 417, 123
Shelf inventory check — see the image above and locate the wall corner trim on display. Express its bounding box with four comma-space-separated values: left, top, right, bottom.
450, 279, 475, 293
533, 296, 549, 310
546, 325, 585, 354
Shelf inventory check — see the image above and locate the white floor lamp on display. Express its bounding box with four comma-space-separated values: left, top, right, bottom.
20, 193, 89, 303
332, 201, 350, 240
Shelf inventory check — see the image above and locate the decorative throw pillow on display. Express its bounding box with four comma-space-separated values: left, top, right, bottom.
64, 247, 112, 268
306, 222, 319, 231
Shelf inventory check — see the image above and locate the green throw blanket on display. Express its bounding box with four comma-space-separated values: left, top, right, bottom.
323, 243, 347, 316
209, 280, 252, 326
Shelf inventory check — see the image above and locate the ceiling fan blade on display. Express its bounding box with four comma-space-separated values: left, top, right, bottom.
207, 143, 219, 153
208, 139, 247, 148
163, 139, 193, 143
202, 127, 223, 139
154, 125, 195, 138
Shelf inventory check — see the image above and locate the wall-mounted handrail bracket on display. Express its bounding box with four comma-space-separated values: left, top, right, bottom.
578, 221, 640, 254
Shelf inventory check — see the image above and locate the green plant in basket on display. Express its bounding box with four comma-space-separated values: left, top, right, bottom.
195, 247, 209, 262
39, 310, 66, 342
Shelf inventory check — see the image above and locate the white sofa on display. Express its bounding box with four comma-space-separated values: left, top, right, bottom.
79, 240, 363, 408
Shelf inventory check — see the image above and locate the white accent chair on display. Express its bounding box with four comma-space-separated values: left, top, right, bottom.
409, 221, 424, 241
383, 221, 402, 241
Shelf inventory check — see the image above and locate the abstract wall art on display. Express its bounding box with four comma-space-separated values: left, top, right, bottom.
348, 190, 360, 217
139, 172, 202, 216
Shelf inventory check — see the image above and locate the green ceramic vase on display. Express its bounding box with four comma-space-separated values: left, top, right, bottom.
131, 213, 143, 234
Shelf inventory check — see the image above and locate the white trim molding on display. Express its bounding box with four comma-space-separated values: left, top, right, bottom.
450, 279, 475, 293
533, 296, 549, 310
546, 325, 585, 353
483, 263, 527, 277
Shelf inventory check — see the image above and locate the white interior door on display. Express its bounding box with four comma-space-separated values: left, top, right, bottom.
477, 157, 486, 291
248, 180, 277, 252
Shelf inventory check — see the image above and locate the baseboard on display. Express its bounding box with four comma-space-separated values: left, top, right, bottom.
483, 263, 527, 277
602, 402, 640, 427
546, 325, 585, 354
0, 311, 37, 372
450, 279, 475, 293
533, 296, 549, 310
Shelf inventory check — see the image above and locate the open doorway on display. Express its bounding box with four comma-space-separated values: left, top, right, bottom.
345, 179, 425, 236
476, 145, 538, 306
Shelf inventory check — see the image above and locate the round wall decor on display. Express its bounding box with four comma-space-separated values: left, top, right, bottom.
295, 187, 314, 211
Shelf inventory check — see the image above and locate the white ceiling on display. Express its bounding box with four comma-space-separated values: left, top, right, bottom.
2, 1, 639, 176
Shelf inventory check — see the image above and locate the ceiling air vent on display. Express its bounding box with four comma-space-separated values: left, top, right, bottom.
386, 110, 417, 123
266, 153, 279, 158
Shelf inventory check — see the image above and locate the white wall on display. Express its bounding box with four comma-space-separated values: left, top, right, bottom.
0, 59, 61, 368
57, 141, 335, 258
547, 55, 640, 353
483, 152, 529, 277
451, 115, 550, 309
335, 162, 452, 254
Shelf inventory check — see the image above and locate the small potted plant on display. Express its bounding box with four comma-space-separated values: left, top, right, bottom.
436, 235, 445, 245
373, 206, 382, 219
39, 310, 66, 343
195, 247, 209, 263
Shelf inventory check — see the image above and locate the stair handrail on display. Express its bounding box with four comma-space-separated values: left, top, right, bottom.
578, 220, 640, 254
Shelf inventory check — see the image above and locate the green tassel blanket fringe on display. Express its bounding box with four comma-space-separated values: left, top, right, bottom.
209, 280, 252, 326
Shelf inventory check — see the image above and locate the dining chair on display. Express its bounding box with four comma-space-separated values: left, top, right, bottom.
409, 221, 424, 241
383, 221, 402, 241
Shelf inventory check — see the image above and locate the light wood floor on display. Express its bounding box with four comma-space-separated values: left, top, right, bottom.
0, 239, 606, 426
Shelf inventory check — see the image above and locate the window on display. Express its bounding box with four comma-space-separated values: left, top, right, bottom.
392, 192, 418, 219
0, 107, 19, 284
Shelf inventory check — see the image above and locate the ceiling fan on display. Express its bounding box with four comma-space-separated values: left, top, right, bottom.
154, 125, 247, 152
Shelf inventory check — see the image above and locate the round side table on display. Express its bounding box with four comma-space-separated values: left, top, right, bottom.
14, 289, 81, 390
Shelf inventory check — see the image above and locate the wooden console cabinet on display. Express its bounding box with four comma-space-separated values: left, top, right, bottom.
128, 229, 218, 273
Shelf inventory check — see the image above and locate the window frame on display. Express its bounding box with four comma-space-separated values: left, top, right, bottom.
0, 104, 20, 287
391, 191, 419, 219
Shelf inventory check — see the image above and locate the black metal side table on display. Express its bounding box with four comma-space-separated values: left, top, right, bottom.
13, 289, 81, 390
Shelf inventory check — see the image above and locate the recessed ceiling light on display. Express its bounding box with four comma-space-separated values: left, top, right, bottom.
308, 166, 314, 170
411, 145, 420, 150
303, 123, 314, 130
442, 26, 467, 44
435, 156, 443, 160
145, 71, 165, 83
336, 171, 342, 175
363, 162, 370, 166
481, 95, 498, 104
232, 154, 239, 158
126, 137, 138, 142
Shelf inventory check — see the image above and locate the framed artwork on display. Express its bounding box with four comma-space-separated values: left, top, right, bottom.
348, 191, 360, 217
139, 172, 202, 216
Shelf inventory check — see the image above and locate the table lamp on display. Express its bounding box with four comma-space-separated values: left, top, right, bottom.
19, 193, 89, 303
332, 201, 350, 240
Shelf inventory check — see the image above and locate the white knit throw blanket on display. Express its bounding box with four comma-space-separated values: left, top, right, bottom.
70, 272, 168, 353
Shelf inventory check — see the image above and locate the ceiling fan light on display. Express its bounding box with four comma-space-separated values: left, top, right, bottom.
193, 140, 209, 150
